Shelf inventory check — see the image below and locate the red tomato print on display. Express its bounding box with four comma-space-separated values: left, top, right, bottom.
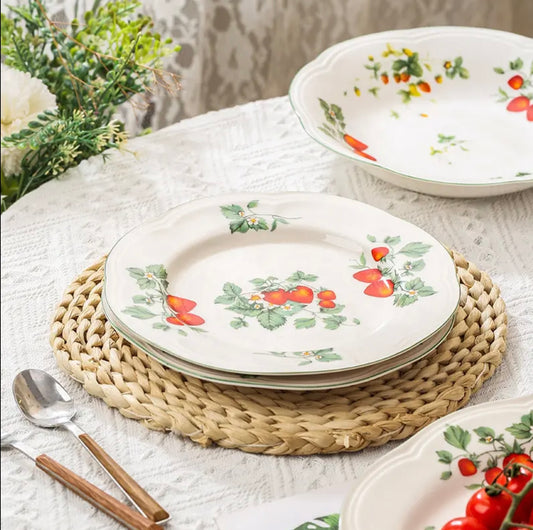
508, 474, 533, 523
441, 517, 489, 530
466, 488, 512, 530
485, 467, 506, 485
503, 453, 533, 478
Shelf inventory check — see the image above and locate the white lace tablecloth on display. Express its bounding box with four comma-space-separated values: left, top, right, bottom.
1, 96, 532, 530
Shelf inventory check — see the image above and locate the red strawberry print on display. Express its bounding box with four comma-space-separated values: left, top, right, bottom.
353, 148, 377, 162
418, 81, 431, 93
317, 290, 336, 300
166, 316, 184, 326
343, 134, 368, 151
393, 73, 401, 83
527, 105, 533, 122
507, 96, 530, 112
458, 457, 477, 476
287, 285, 314, 304
167, 295, 196, 313
319, 300, 336, 309
166, 313, 205, 326
363, 279, 394, 297
263, 289, 290, 305
166, 294, 205, 326
381, 73, 389, 84
508, 75, 524, 90
353, 269, 383, 283
400, 72, 410, 82
371, 247, 389, 261
177, 313, 205, 326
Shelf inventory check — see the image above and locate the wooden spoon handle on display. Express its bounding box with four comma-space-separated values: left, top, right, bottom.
78, 433, 169, 523
36, 454, 161, 530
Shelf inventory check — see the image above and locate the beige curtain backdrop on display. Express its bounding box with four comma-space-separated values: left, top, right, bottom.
4, 0, 533, 133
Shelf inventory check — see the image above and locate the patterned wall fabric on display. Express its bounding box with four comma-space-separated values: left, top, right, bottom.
4, 0, 533, 134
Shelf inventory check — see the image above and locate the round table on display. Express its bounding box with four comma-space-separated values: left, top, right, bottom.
1, 96, 532, 530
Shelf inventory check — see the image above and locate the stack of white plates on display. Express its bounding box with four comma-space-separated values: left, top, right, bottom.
103, 193, 460, 390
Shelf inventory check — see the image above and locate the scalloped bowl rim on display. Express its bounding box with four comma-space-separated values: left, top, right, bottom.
289, 26, 533, 188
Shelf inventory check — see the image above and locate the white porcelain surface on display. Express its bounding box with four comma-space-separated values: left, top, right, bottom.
340, 395, 533, 530
102, 294, 454, 390
104, 193, 459, 375
289, 27, 533, 197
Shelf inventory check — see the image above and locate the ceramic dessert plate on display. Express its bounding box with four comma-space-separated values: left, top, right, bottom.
102, 295, 455, 390
340, 395, 533, 529
289, 27, 533, 198
104, 193, 459, 375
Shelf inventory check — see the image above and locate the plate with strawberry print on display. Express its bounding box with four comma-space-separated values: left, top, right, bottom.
102, 294, 454, 390
289, 27, 533, 198
104, 193, 459, 375
340, 394, 533, 530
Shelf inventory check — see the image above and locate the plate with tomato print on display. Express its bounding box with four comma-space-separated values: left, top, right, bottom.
289, 27, 533, 198
340, 395, 533, 530
104, 193, 459, 375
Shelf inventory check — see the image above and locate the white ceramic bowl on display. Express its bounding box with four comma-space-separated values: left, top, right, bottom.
289, 27, 533, 198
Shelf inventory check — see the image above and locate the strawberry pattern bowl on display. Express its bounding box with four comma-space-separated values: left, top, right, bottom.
289, 27, 533, 198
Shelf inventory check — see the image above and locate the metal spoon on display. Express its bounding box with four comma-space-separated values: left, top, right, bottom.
12, 369, 169, 524
1, 433, 161, 530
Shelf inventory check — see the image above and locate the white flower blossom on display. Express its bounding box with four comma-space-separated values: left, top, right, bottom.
1, 64, 56, 176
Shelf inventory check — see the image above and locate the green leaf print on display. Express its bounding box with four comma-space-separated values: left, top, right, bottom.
220, 204, 245, 220
294, 317, 316, 329
444, 425, 471, 451
257, 309, 287, 330
127, 267, 146, 279
506, 412, 533, 439
293, 513, 340, 530
223, 282, 242, 297
123, 306, 157, 319
288, 271, 319, 282
436, 450, 453, 464
229, 219, 249, 233
398, 242, 432, 257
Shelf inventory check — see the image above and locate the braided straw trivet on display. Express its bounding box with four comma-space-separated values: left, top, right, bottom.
50, 251, 507, 455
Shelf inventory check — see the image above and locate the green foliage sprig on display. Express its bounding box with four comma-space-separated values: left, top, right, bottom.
1, 0, 181, 211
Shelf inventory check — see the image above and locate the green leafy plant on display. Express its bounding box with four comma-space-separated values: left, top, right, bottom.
1, 0, 180, 211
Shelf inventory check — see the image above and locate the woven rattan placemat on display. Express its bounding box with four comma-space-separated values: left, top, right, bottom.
50, 251, 506, 455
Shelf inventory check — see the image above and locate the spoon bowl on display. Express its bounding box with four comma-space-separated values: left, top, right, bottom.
13, 369, 75, 427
